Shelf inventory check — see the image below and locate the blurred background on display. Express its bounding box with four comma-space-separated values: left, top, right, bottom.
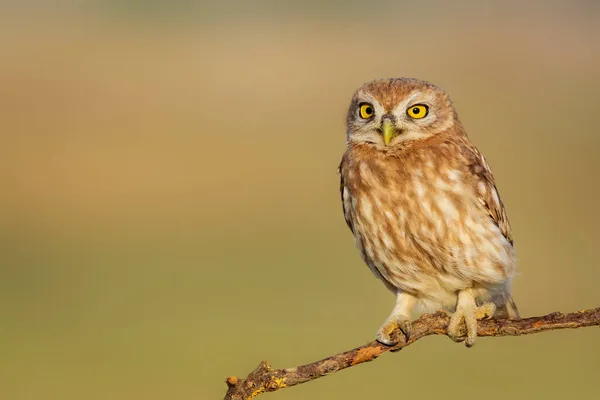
2, 1, 599, 399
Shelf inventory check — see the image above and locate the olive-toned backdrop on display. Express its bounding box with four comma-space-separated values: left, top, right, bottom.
2, 1, 599, 399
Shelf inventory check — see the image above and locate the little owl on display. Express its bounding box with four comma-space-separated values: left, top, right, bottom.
339, 78, 519, 347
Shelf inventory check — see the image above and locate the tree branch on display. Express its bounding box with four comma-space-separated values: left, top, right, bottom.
223, 307, 600, 400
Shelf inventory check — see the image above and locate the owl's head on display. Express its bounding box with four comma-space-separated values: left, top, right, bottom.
346, 78, 459, 148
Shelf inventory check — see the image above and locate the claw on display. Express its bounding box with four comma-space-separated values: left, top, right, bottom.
377, 291, 417, 346
476, 302, 496, 319
448, 301, 496, 347
376, 320, 399, 345
376, 318, 411, 346
399, 319, 411, 341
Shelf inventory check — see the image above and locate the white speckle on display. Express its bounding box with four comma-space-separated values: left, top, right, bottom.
437, 195, 459, 220
464, 216, 486, 234
385, 211, 395, 221
342, 186, 350, 202
421, 200, 433, 217
448, 170, 460, 182
435, 178, 451, 191
359, 163, 368, 174
420, 224, 434, 239
360, 198, 374, 223
414, 180, 425, 198
465, 217, 474, 228
381, 231, 395, 251
478, 181, 487, 194
491, 187, 500, 205
359, 163, 379, 186
459, 231, 472, 245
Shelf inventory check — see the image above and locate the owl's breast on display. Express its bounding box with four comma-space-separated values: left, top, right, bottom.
342, 161, 438, 293
341, 153, 514, 297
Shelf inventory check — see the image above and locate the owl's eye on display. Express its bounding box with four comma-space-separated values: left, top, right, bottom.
359, 103, 375, 119
407, 104, 429, 119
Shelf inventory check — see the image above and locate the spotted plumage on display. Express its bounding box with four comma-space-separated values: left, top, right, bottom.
339, 78, 519, 346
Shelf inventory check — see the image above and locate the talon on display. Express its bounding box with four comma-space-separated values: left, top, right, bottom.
476, 302, 496, 319
376, 320, 400, 346
448, 301, 496, 347
399, 319, 411, 341
377, 292, 417, 346
447, 314, 466, 342
376, 317, 411, 346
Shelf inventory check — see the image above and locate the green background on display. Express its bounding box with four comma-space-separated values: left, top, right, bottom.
1, 1, 599, 399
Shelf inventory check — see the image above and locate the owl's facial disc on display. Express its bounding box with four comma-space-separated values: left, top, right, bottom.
346, 79, 457, 149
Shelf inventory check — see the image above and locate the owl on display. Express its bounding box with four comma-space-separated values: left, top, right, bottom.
339, 78, 519, 347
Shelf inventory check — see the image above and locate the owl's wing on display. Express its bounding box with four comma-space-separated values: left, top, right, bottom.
338, 164, 354, 234
464, 147, 513, 246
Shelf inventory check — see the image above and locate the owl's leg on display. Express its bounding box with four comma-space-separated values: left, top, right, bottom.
376, 291, 417, 346
447, 289, 496, 347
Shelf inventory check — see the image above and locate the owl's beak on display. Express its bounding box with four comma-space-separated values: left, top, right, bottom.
382, 119, 396, 146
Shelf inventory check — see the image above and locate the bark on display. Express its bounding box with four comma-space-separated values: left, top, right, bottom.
224, 307, 600, 400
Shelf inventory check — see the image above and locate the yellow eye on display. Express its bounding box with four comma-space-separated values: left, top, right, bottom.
359, 103, 375, 119
407, 104, 428, 119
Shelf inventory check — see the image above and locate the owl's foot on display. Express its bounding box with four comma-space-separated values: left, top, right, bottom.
376, 316, 411, 346
376, 291, 417, 346
448, 291, 496, 347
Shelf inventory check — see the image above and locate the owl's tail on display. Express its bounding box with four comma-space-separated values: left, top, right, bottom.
495, 296, 520, 319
